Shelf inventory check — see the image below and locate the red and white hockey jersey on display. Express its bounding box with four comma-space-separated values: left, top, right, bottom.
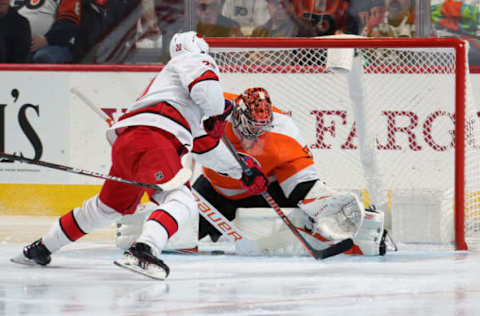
106, 52, 243, 179
107, 53, 223, 146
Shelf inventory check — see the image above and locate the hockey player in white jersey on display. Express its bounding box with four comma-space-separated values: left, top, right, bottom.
10, 31, 268, 280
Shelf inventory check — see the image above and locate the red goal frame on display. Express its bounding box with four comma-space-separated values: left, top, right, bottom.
208, 37, 468, 250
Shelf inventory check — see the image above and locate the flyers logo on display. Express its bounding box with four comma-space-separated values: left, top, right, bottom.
14, 0, 45, 10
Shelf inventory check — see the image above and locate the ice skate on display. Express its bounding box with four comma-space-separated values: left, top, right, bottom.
10, 239, 52, 266
114, 242, 170, 280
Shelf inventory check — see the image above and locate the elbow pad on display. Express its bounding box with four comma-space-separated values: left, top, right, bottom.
190, 79, 225, 118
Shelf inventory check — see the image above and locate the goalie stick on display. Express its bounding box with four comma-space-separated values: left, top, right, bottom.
0, 152, 191, 192
222, 136, 354, 260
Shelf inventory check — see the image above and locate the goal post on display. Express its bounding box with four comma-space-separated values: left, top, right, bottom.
207, 37, 479, 251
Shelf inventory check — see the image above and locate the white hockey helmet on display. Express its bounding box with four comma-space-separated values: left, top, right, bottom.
169, 31, 209, 58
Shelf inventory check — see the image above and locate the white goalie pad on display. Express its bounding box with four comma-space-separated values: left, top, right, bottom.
233, 207, 390, 257
354, 208, 386, 256
298, 193, 364, 240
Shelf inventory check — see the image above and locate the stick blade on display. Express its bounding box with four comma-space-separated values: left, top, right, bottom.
313, 238, 353, 260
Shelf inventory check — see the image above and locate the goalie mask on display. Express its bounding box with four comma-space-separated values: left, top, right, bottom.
232, 87, 273, 139
169, 31, 209, 58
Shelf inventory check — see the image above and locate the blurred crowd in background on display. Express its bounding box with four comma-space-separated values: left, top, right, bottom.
1, 0, 480, 65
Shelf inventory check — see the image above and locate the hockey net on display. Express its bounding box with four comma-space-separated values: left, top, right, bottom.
206, 37, 480, 251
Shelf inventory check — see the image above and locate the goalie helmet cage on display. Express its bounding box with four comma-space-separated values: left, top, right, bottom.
207, 37, 480, 251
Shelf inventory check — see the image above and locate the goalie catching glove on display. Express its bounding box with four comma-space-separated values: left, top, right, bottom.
298, 194, 395, 256
239, 154, 269, 195
203, 100, 233, 139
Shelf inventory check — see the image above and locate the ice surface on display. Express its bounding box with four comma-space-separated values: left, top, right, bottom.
1, 216, 479, 316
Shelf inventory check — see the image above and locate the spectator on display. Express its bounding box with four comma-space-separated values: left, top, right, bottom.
155, 0, 242, 63
368, 0, 415, 37
344, 0, 386, 35
297, 0, 350, 36
222, 0, 269, 36
345, 0, 415, 37
195, 0, 243, 37
251, 0, 315, 37
431, 0, 480, 66
72, 0, 142, 63
72, 0, 109, 63
138, 0, 161, 41
0, 0, 31, 63
14, 0, 82, 63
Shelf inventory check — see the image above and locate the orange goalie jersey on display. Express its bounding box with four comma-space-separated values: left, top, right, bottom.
202, 92, 319, 200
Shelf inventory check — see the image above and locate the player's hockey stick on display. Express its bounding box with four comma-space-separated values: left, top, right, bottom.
0, 152, 191, 192
222, 136, 354, 260
70, 87, 114, 127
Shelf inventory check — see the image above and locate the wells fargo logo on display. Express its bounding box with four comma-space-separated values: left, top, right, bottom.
310, 110, 480, 151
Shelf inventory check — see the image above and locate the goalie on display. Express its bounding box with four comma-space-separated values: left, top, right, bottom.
118, 87, 392, 256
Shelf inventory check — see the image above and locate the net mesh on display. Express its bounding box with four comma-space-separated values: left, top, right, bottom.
211, 41, 480, 247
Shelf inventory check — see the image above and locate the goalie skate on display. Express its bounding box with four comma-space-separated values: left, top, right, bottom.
114, 243, 170, 280
10, 239, 51, 266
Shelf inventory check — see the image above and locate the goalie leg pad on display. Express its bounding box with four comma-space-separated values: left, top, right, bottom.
298, 193, 364, 240
351, 209, 386, 256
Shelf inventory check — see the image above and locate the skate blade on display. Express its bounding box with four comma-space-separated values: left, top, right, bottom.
10, 253, 38, 266
114, 258, 167, 281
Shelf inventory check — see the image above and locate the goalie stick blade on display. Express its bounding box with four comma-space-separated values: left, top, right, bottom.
313, 238, 354, 260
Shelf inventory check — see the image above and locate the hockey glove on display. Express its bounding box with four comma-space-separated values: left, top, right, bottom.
203, 100, 233, 139
240, 156, 269, 195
